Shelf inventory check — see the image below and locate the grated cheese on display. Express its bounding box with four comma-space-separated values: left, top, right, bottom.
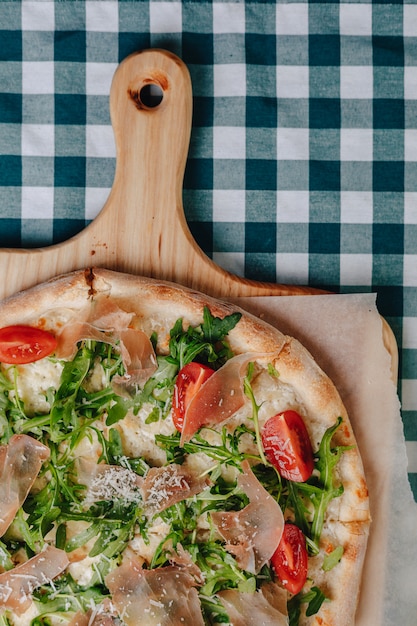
84, 466, 142, 505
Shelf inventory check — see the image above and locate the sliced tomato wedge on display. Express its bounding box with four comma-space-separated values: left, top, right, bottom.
271, 522, 308, 595
172, 362, 215, 432
261, 410, 314, 482
0, 325, 57, 364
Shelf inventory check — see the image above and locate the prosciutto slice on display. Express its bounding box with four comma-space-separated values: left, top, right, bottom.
211, 461, 284, 574
180, 353, 256, 445
110, 328, 158, 394
105, 559, 205, 626
217, 582, 288, 626
165, 542, 204, 584
142, 464, 209, 515
0, 545, 69, 615
55, 299, 157, 394
0, 434, 50, 538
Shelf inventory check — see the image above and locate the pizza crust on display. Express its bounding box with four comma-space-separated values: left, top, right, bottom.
0, 268, 370, 625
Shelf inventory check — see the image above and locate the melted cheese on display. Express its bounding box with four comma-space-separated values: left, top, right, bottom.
68, 555, 103, 587
117, 405, 177, 466
129, 518, 171, 564
2, 359, 63, 416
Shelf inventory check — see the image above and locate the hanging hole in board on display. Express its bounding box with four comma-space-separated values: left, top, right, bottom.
140, 83, 164, 108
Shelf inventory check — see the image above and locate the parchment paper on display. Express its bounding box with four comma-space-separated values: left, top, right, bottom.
232, 293, 417, 625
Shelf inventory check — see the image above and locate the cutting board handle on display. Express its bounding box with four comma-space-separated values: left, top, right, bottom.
0, 49, 317, 300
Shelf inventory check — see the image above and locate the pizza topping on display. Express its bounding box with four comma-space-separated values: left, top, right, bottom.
0, 325, 57, 364
211, 460, 284, 574
165, 542, 205, 583
271, 522, 308, 595
110, 328, 158, 394
76, 459, 143, 505
105, 558, 205, 626
0, 545, 69, 614
172, 362, 215, 432
142, 463, 209, 514
56, 322, 157, 392
180, 353, 256, 445
261, 410, 315, 482
217, 582, 288, 626
88, 297, 134, 331
0, 434, 50, 538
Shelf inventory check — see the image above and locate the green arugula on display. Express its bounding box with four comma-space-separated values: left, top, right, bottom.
288, 417, 351, 549
168, 306, 241, 370
288, 586, 327, 625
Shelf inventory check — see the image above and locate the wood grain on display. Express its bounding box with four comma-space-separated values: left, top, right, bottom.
0, 49, 398, 379
0, 49, 316, 301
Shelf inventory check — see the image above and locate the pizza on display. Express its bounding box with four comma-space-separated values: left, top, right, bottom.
0, 268, 370, 626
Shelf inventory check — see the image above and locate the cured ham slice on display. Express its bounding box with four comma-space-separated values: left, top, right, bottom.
217, 582, 288, 626
180, 353, 256, 445
142, 464, 209, 515
0, 434, 50, 538
55, 299, 157, 394
110, 328, 158, 395
105, 558, 205, 626
88, 298, 134, 331
211, 460, 284, 574
0, 545, 69, 615
165, 542, 204, 584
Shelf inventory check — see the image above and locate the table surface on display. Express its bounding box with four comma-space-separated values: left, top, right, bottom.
0, 0, 416, 499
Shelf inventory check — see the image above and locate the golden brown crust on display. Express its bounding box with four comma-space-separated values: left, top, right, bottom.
0, 268, 370, 626
299, 521, 370, 626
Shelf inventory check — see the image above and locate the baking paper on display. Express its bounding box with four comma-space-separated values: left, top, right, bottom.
232, 292, 417, 625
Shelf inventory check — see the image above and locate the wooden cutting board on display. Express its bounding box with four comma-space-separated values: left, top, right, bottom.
0, 49, 398, 377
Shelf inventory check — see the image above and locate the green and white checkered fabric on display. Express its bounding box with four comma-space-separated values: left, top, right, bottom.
0, 1, 416, 496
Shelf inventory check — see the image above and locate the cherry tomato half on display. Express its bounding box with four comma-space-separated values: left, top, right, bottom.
0, 325, 58, 364
172, 362, 215, 432
261, 410, 314, 482
271, 522, 308, 595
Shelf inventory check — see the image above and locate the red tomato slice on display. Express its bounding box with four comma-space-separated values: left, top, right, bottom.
0, 325, 58, 364
172, 362, 215, 432
271, 522, 308, 595
261, 410, 314, 482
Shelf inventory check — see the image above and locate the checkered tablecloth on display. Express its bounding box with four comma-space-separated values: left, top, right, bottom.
0, 1, 416, 497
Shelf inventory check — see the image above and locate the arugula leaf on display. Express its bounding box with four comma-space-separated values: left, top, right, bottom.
288, 595, 302, 626
156, 425, 257, 471
243, 363, 267, 464
303, 586, 327, 616
196, 541, 252, 596
48, 346, 92, 442
310, 417, 351, 544
0, 370, 13, 442
288, 586, 327, 624
105, 394, 131, 426
168, 306, 241, 370
33, 573, 109, 618
322, 545, 344, 571
200, 595, 231, 624
201, 306, 242, 343
0, 541, 13, 571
